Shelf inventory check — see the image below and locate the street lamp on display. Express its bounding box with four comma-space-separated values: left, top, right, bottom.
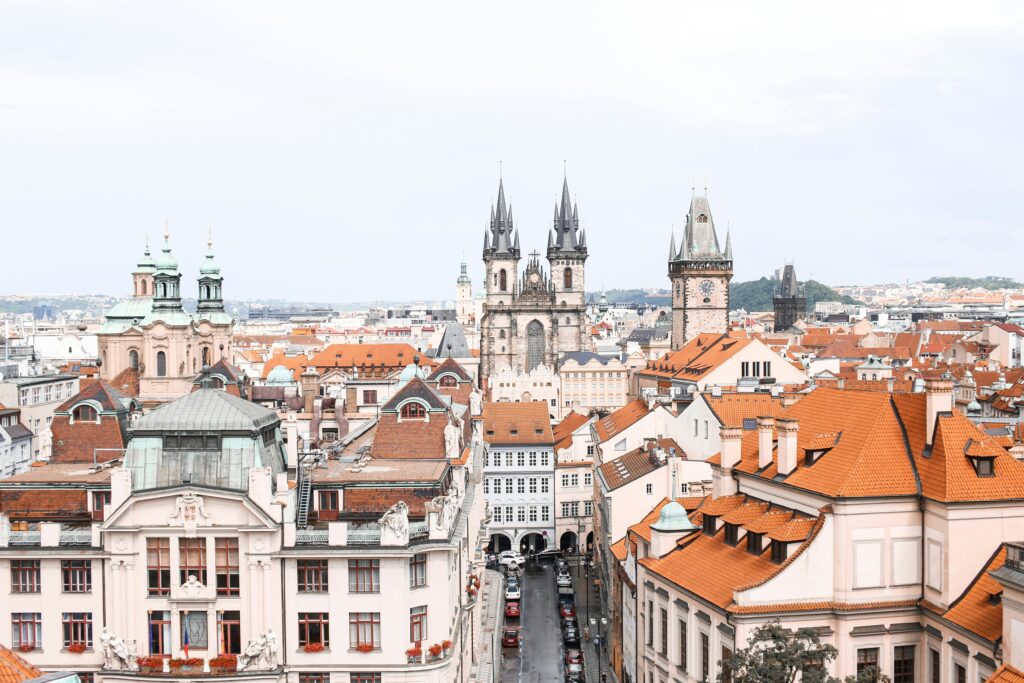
590, 616, 609, 683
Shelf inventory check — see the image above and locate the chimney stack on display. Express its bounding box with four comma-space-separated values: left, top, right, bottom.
757, 416, 775, 469
925, 377, 954, 446
777, 418, 799, 475
716, 426, 743, 497
781, 393, 798, 408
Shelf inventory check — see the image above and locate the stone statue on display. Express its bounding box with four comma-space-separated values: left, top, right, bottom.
444, 416, 462, 459
429, 491, 460, 534
378, 501, 410, 546
100, 627, 138, 671
180, 574, 205, 597
262, 629, 278, 669
238, 634, 269, 671
469, 387, 483, 416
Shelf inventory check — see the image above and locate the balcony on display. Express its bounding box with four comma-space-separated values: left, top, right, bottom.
0, 519, 100, 548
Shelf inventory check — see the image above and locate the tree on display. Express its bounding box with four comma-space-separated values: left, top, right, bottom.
718, 621, 890, 683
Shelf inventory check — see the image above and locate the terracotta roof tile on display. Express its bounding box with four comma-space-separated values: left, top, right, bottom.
703, 393, 785, 429
943, 545, 1005, 642
0, 489, 88, 520
598, 443, 665, 490
727, 599, 919, 615
482, 402, 553, 445
767, 516, 816, 542
719, 500, 769, 525
593, 399, 650, 442
554, 412, 591, 452
339, 486, 438, 518
0, 645, 42, 683
988, 664, 1024, 683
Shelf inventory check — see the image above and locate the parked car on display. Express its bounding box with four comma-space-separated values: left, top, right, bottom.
537, 548, 562, 563
505, 601, 521, 618
505, 584, 522, 600
557, 590, 575, 607
559, 603, 576, 619
498, 551, 526, 568
565, 649, 584, 665
563, 625, 581, 646
556, 572, 573, 588
565, 663, 585, 682
502, 627, 521, 648
556, 558, 570, 571
507, 575, 520, 589
562, 616, 578, 632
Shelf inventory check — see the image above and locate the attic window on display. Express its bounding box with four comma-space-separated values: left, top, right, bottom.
164, 434, 220, 451
439, 376, 458, 388
988, 591, 1003, 606
400, 403, 426, 420
746, 532, 763, 555
969, 456, 995, 478
486, 430, 495, 436
535, 428, 544, 435
510, 429, 518, 435
702, 514, 717, 536
804, 449, 827, 467
770, 540, 788, 564
723, 523, 739, 546
72, 405, 98, 422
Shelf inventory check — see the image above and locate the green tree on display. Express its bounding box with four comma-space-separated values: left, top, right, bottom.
718, 621, 889, 683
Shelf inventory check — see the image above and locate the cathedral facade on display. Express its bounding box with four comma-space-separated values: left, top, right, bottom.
668, 194, 734, 350
479, 177, 591, 385
97, 231, 233, 403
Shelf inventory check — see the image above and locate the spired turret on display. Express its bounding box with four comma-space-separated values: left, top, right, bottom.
482, 178, 520, 260
773, 263, 807, 332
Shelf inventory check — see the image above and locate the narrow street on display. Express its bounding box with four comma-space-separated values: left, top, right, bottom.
499, 561, 565, 683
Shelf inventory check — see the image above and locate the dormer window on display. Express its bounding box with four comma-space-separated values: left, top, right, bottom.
770, 540, 788, 564
439, 376, 458, 388
702, 514, 717, 536
746, 532, 763, 555
969, 456, 995, 477
400, 403, 426, 420
72, 405, 97, 423
723, 523, 739, 546
804, 449, 827, 466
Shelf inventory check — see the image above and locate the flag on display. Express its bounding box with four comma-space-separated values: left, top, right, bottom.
183, 614, 190, 657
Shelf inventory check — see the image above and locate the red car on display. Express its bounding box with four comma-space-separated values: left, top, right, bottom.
565, 649, 584, 665
559, 603, 577, 618
502, 627, 520, 648
505, 602, 521, 618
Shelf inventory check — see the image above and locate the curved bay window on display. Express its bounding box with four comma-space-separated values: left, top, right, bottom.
400, 402, 426, 420
156, 351, 167, 377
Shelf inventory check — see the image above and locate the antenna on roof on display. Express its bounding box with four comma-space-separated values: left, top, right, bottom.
499, 159, 502, 180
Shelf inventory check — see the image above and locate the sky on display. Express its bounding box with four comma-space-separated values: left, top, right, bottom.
1, 1, 1023, 301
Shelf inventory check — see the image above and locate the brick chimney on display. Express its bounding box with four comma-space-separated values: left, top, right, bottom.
301, 366, 320, 414
716, 426, 743, 497
757, 416, 775, 469
777, 418, 799, 475
925, 377, 953, 446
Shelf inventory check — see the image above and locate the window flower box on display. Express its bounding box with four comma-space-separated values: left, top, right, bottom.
303, 643, 325, 653
405, 646, 422, 663
137, 656, 165, 673
442, 639, 452, 653
17, 645, 34, 653
209, 655, 237, 672
168, 658, 203, 673
428, 643, 443, 659
356, 644, 374, 654
67, 643, 87, 654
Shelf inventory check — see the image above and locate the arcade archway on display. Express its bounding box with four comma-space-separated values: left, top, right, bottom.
560, 531, 578, 552
488, 532, 512, 554
519, 532, 547, 555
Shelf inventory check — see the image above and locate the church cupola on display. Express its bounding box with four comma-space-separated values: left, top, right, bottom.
132, 237, 157, 298
197, 232, 225, 313
151, 226, 183, 311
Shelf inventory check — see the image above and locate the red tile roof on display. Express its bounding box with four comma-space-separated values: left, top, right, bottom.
942, 545, 1005, 642
593, 399, 650, 443
482, 402, 554, 445
988, 664, 1024, 683
0, 645, 42, 683
703, 393, 785, 429
553, 412, 591, 452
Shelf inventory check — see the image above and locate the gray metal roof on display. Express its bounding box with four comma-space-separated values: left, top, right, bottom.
434, 322, 471, 359
124, 437, 285, 491
132, 388, 279, 433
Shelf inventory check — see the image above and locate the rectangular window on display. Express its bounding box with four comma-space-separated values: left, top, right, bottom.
349, 612, 381, 649
350, 675, 381, 683
62, 560, 92, 593
409, 553, 427, 588
541, 478, 549, 493
318, 491, 339, 521
857, 648, 879, 680
298, 559, 329, 592
541, 506, 549, 521
348, 559, 380, 593
741, 362, 750, 377
529, 478, 537, 493
517, 453, 525, 467
517, 478, 525, 494
584, 472, 592, 486
298, 613, 330, 647
410, 606, 427, 643
12, 613, 42, 651
541, 453, 549, 466
721, 646, 733, 683
505, 453, 513, 467
218, 611, 241, 655
753, 361, 761, 377
770, 540, 788, 564
570, 474, 579, 486
930, 648, 940, 683
678, 619, 687, 672
11, 560, 41, 593
893, 645, 914, 683
659, 608, 668, 655
363, 390, 377, 405
587, 445, 595, 456
517, 507, 526, 522
505, 478, 513, 494
62, 612, 93, 648
645, 483, 653, 495
215, 538, 240, 596
179, 537, 208, 585
584, 501, 593, 516
529, 506, 538, 522
91, 491, 111, 520
954, 662, 965, 683
180, 612, 208, 650
147, 538, 171, 596
483, 478, 490, 494
646, 601, 653, 646
764, 361, 772, 377
300, 674, 330, 683
529, 452, 537, 466
701, 632, 709, 682
149, 611, 171, 656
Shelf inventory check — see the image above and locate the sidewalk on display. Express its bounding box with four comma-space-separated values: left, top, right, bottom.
471, 568, 505, 683
573, 561, 617, 683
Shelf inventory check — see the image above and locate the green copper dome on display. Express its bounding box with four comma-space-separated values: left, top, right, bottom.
136, 239, 157, 273
154, 229, 179, 272
267, 365, 295, 385
200, 234, 221, 276
650, 501, 698, 533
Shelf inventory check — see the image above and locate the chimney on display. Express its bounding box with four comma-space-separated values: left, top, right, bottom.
777, 418, 799, 475
716, 426, 742, 497
757, 416, 775, 469
781, 393, 798, 408
711, 385, 722, 398
301, 366, 319, 414
925, 377, 954, 446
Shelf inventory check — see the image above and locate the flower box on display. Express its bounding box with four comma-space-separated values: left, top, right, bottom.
137, 656, 165, 671
405, 647, 422, 662
442, 640, 452, 650
210, 655, 237, 672
428, 644, 443, 658
304, 643, 325, 653
67, 643, 87, 654
169, 658, 203, 671
356, 643, 374, 653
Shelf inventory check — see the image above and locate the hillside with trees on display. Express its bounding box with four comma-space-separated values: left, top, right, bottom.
728, 278, 862, 312
926, 276, 1023, 290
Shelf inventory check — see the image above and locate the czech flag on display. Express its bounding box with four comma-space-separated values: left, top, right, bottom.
183, 615, 190, 657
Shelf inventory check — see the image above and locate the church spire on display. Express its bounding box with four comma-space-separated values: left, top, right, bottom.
485, 177, 519, 258
549, 173, 586, 257
682, 194, 725, 261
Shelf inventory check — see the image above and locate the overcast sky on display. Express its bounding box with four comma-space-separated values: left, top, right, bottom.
2, 2, 1023, 302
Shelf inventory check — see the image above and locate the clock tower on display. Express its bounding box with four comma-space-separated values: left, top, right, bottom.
668, 194, 733, 350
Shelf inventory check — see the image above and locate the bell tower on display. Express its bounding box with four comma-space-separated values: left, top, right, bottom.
668, 194, 733, 349
546, 175, 587, 308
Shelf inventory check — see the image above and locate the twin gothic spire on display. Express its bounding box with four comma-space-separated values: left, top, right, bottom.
482, 175, 587, 260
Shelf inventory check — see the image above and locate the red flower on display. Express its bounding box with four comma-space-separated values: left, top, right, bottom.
356, 643, 374, 653
406, 647, 422, 658
18, 644, 34, 653
442, 640, 452, 650
429, 644, 443, 656
67, 643, 87, 654
304, 643, 325, 653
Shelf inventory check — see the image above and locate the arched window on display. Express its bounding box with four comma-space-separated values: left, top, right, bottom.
499, 269, 508, 292
499, 330, 506, 339
141, 280, 148, 296
526, 320, 545, 372
400, 402, 426, 419
563, 267, 573, 290
211, 377, 225, 389
160, 282, 167, 298
201, 347, 210, 367
439, 375, 458, 388
129, 350, 139, 370
697, 214, 707, 223
157, 351, 167, 377
73, 405, 97, 422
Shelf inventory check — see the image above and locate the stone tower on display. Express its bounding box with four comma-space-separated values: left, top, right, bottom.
773, 263, 806, 332
455, 261, 473, 326
547, 176, 588, 309
194, 234, 233, 368
668, 194, 733, 350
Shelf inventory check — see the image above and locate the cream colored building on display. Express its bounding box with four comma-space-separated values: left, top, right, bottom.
558, 352, 629, 416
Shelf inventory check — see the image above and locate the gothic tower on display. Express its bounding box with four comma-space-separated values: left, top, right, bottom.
773, 263, 806, 332
480, 179, 520, 379
668, 194, 733, 350
546, 176, 588, 308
